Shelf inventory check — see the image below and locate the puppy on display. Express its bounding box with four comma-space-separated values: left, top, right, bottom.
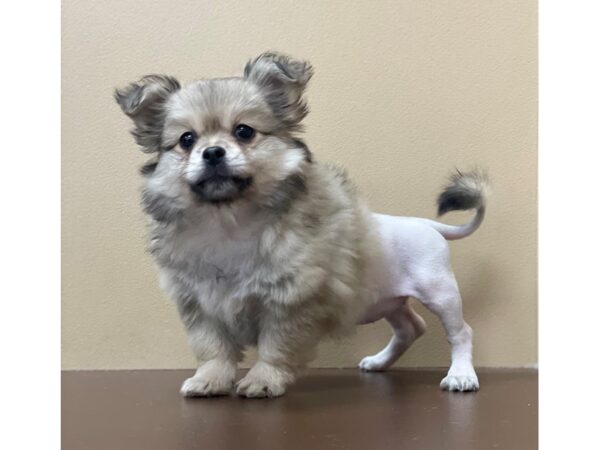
115, 52, 488, 397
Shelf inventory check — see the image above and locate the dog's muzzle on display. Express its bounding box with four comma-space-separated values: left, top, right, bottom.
189, 162, 252, 202
190, 175, 251, 194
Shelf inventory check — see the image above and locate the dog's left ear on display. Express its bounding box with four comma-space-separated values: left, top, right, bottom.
114, 75, 180, 153
244, 52, 313, 130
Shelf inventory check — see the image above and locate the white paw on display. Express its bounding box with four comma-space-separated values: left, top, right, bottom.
440, 374, 479, 392
180, 374, 234, 397
236, 363, 291, 398
236, 377, 286, 398
180, 361, 236, 397
358, 354, 391, 372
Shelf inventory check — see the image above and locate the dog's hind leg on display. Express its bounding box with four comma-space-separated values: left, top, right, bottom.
358, 299, 427, 371
414, 272, 479, 392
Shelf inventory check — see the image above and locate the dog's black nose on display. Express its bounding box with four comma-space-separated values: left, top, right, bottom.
202, 146, 226, 166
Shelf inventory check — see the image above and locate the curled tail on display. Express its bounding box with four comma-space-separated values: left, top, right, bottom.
424, 169, 490, 241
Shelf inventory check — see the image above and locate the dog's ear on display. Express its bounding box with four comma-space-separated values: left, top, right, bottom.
114, 75, 180, 153
244, 52, 313, 130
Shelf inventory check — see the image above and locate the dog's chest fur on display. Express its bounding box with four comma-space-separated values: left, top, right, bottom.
150, 207, 290, 343
145, 163, 376, 348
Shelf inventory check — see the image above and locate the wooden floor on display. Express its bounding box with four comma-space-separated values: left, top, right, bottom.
62, 369, 537, 450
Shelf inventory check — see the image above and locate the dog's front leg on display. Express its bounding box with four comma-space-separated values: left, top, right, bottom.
180, 319, 242, 397
236, 309, 319, 398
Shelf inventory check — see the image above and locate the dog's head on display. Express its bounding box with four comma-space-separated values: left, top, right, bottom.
115, 52, 313, 220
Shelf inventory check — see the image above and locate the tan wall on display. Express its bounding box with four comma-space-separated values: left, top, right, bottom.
62, 0, 537, 369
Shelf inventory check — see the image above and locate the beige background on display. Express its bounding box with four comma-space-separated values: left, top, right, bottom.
62, 0, 537, 369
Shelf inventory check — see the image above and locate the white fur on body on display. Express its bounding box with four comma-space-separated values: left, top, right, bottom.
359, 213, 482, 391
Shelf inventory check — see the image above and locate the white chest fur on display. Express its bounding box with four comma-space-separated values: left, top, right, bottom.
153, 207, 275, 333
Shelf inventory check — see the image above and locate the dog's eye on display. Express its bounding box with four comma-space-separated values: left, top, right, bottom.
234, 124, 255, 141
179, 132, 196, 150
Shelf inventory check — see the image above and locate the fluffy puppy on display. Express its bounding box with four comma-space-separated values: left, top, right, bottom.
116, 53, 378, 398
116, 52, 488, 397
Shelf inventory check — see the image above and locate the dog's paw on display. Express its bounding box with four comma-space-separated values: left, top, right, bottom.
180, 375, 234, 397
236, 362, 292, 398
180, 360, 236, 397
358, 354, 391, 372
236, 377, 286, 398
440, 374, 479, 392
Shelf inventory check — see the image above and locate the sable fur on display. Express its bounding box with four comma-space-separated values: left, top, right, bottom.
115, 75, 181, 154
116, 52, 378, 397
437, 169, 489, 216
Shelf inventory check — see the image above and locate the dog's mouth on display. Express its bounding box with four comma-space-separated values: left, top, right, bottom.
190, 174, 253, 203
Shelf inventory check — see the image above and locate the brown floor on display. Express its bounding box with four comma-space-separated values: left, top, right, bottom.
62, 369, 537, 450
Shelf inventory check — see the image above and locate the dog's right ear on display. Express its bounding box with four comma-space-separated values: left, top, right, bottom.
114, 75, 180, 153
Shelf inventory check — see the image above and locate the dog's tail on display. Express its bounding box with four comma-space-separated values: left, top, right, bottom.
422, 169, 490, 241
